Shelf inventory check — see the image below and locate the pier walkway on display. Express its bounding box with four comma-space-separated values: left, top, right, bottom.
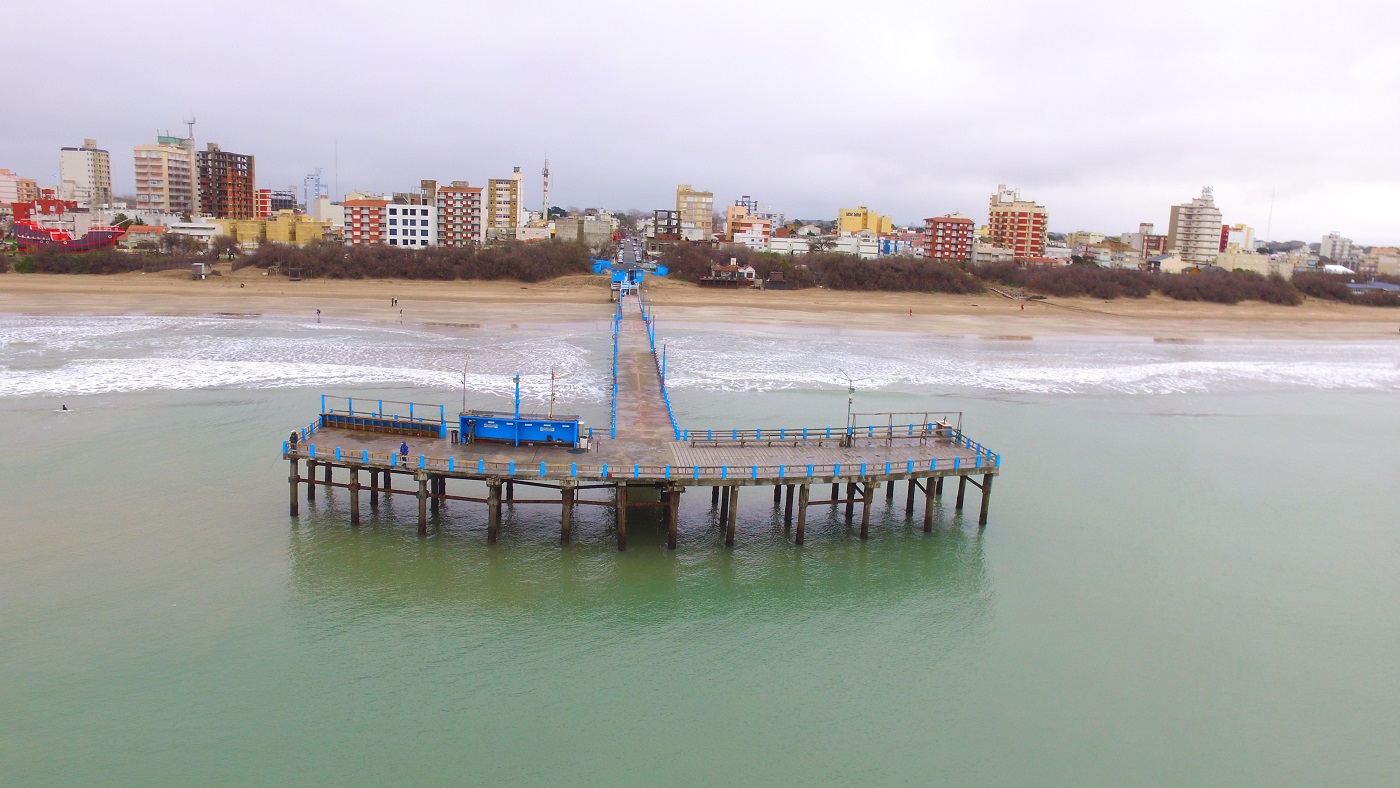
281, 284, 1002, 549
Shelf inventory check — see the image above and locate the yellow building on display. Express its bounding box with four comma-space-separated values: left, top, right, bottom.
837, 206, 892, 234
217, 211, 328, 248
676, 184, 714, 238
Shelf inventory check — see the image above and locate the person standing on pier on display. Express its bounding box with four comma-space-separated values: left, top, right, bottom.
399, 441, 409, 462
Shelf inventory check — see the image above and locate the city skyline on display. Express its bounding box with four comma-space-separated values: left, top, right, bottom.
5, 0, 1398, 243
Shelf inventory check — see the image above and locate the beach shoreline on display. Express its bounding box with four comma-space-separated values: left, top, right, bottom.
2, 268, 1398, 341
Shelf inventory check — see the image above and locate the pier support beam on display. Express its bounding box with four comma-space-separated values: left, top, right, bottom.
323, 462, 331, 490
783, 484, 794, 525
795, 484, 808, 545
506, 481, 514, 502
615, 484, 628, 551
906, 479, 917, 516
831, 483, 839, 503
429, 476, 440, 514
288, 459, 300, 517
718, 486, 730, 526
666, 486, 680, 550
384, 471, 393, 498
936, 476, 944, 496
955, 475, 967, 511
923, 478, 935, 532
349, 468, 360, 526
370, 470, 379, 507
307, 461, 317, 501
561, 486, 574, 545
979, 474, 994, 527
860, 482, 874, 540
711, 486, 720, 506
487, 480, 501, 544
773, 485, 781, 504
416, 476, 428, 536
845, 482, 856, 522
725, 486, 739, 547
886, 479, 896, 502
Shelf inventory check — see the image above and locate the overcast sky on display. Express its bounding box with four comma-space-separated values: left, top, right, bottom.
6, 0, 1399, 243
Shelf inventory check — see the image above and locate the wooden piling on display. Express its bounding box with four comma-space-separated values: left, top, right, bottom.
955, 475, 967, 511
323, 462, 331, 489
978, 474, 994, 527
307, 460, 317, 501
886, 479, 896, 502
288, 459, 300, 517
795, 484, 808, 545
384, 471, 393, 498
506, 480, 514, 502
725, 486, 738, 547
560, 485, 574, 545
666, 486, 680, 550
369, 469, 379, 507
783, 484, 794, 525
905, 479, 917, 516
711, 486, 720, 506
831, 482, 839, 502
845, 482, 856, 521
349, 468, 360, 526
615, 484, 628, 551
718, 485, 730, 525
936, 476, 944, 496
773, 484, 781, 504
487, 480, 501, 544
416, 476, 428, 535
860, 482, 874, 540
923, 477, 935, 532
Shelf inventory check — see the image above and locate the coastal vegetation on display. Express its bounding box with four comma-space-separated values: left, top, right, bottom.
4, 238, 1397, 307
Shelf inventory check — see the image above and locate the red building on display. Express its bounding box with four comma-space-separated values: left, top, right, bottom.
197, 143, 256, 219
988, 185, 1048, 259
923, 215, 975, 262
343, 198, 388, 246
435, 182, 484, 247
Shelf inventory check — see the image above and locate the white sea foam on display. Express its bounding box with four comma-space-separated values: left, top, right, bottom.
2, 315, 1397, 399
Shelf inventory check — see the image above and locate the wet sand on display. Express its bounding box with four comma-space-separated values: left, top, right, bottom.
2, 267, 1397, 341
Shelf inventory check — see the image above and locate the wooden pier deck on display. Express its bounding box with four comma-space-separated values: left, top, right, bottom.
282, 283, 1002, 549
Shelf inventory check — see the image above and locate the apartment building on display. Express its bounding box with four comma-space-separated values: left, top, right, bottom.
1166, 187, 1225, 267
197, 143, 256, 220
436, 181, 485, 247
924, 214, 975, 262
1320, 231, 1354, 261
58, 138, 112, 205
676, 184, 714, 238
987, 185, 1048, 259
0, 169, 25, 205
255, 189, 297, 219
343, 198, 387, 246
134, 136, 197, 215
486, 167, 523, 239
1121, 223, 1169, 258
837, 206, 892, 234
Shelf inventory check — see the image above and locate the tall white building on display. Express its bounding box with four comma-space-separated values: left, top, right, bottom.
59, 138, 112, 206
1166, 187, 1225, 267
1320, 231, 1354, 261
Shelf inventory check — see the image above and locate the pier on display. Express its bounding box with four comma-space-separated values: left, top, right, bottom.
281, 274, 1001, 550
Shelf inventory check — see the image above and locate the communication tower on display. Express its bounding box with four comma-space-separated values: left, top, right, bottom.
542, 158, 550, 221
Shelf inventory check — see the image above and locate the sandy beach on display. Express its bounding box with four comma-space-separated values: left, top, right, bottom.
2, 266, 1398, 340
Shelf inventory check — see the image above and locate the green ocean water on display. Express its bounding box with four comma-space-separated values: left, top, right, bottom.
2, 317, 1399, 784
